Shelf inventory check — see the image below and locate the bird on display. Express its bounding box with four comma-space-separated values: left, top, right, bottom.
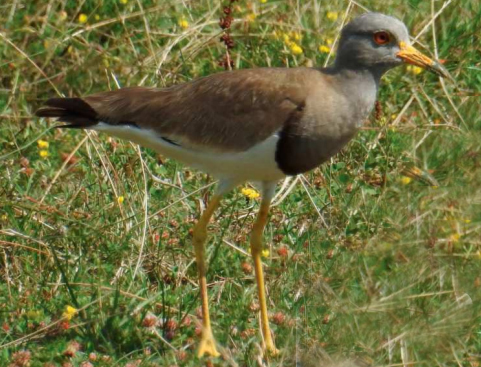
35, 12, 449, 358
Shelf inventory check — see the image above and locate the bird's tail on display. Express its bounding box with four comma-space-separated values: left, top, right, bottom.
35, 97, 99, 129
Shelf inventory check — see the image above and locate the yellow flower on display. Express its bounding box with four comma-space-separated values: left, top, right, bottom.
120, 0, 128, 4
117, 196, 125, 204
246, 13, 257, 22
260, 0, 267, 3
326, 11, 338, 21
78, 13, 88, 24
464, 219, 472, 224
400, 176, 412, 185
39, 150, 49, 158
289, 42, 303, 55
449, 233, 460, 243
290, 31, 302, 41
325, 37, 334, 46
319, 45, 331, 53
62, 305, 78, 320
247, 248, 270, 257
407, 65, 423, 75
282, 33, 291, 44
37, 139, 49, 149
241, 187, 260, 199
94, 14, 100, 21
178, 18, 189, 29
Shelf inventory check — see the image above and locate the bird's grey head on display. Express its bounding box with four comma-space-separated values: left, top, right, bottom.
334, 13, 449, 78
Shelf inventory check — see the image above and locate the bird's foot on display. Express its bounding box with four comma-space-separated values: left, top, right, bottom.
197, 329, 220, 358
264, 339, 280, 356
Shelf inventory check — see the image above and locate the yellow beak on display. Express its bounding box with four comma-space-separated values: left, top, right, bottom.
397, 41, 451, 79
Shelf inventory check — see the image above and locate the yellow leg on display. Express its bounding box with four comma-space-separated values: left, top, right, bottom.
193, 194, 222, 358
250, 197, 279, 355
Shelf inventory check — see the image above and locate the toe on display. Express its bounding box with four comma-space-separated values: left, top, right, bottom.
197, 333, 220, 358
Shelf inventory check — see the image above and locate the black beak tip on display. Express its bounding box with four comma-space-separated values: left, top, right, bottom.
431, 61, 453, 81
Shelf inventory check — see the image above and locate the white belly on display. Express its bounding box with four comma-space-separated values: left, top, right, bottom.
93, 123, 286, 182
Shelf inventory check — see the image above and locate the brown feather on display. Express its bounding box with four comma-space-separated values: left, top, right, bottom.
80, 68, 316, 151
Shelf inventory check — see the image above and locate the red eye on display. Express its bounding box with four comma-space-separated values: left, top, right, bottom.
373, 31, 391, 45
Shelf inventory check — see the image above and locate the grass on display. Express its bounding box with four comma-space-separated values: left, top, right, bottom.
1, 0, 480, 366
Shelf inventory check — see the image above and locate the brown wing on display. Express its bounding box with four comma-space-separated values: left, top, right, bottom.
37, 67, 317, 152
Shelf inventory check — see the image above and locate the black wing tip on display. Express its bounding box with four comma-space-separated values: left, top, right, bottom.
35, 97, 99, 129
56, 124, 88, 129
35, 107, 63, 118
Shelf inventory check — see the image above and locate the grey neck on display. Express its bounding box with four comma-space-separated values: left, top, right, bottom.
331, 66, 380, 97
321, 66, 380, 127
329, 64, 382, 89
